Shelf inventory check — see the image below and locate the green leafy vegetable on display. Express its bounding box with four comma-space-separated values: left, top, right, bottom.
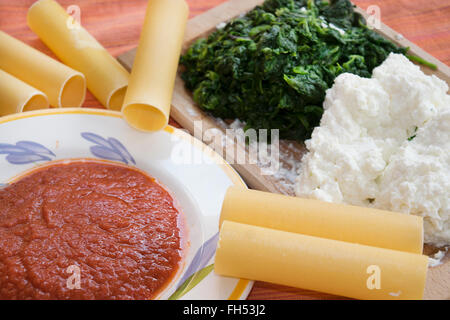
181, 0, 407, 141
406, 54, 437, 71
408, 126, 418, 141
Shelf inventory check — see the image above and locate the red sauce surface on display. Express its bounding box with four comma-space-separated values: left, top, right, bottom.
0, 161, 184, 300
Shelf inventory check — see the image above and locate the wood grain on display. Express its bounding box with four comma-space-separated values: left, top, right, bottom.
1, 0, 449, 110
1, 0, 449, 300
118, 0, 450, 300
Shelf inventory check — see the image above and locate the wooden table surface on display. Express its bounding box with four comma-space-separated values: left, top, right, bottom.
1, 0, 449, 300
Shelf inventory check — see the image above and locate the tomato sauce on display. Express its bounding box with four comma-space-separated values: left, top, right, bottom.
0, 161, 184, 300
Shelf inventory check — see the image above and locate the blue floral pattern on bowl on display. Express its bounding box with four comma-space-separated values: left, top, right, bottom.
81, 132, 136, 165
0, 135, 216, 299
169, 232, 219, 300
0, 110, 252, 300
0, 141, 55, 164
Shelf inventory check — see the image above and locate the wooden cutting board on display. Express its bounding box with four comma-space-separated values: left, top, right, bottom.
118, 0, 450, 300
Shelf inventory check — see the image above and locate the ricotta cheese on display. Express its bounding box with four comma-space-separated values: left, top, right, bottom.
296, 53, 450, 246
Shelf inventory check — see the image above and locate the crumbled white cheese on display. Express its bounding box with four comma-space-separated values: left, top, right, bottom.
376, 110, 450, 246
429, 249, 448, 267
296, 53, 450, 246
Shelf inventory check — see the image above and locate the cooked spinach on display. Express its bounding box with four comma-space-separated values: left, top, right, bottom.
181, 0, 407, 141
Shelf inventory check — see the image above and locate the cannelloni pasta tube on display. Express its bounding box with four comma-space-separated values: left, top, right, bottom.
215, 221, 429, 300
27, 0, 129, 110
122, 0, 189, 131
0, 31, 85, 108
220, 187, 424, 254
0, 69, 49, 116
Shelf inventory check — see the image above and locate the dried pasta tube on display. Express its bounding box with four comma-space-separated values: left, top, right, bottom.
27, 0, 129, 110
220, 187, 424, 254
0, 69, 49, 116
0, 31, 85, 108
122, 0, 189, 131
215, 221, 429, 300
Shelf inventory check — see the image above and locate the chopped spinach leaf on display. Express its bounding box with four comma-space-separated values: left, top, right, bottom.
181, 0, 407, 141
